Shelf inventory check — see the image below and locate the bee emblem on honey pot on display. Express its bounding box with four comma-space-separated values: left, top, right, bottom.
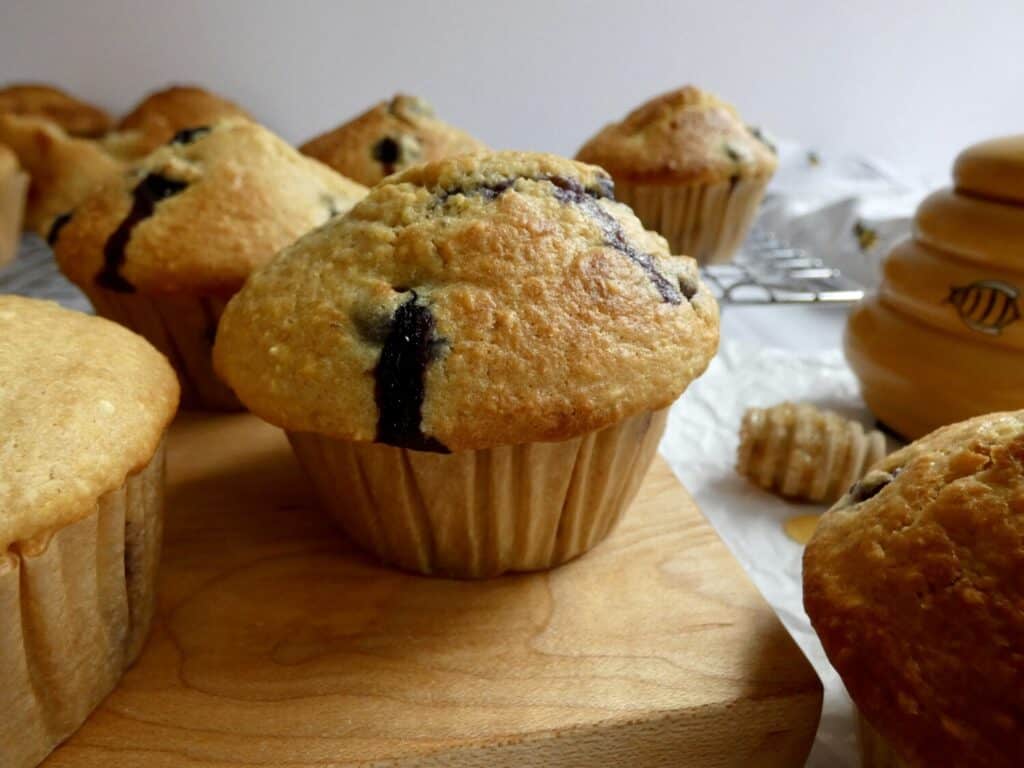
946, 280, 1021, 335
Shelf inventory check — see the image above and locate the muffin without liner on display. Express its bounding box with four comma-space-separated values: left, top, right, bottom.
805, 410, 1024, 768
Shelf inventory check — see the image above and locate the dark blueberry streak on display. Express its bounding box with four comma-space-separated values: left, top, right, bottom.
550, 177, 683, 304
322, 194, 341, 219
372, 137, 401, 175
373, 137, 401, 164
678, 276, 698, 300
169, 125, 212, 145
848, 466, 902, 504
594, 174, 616, 200
436, 174, 682, 304
748, 125, 777, 154
97, 174, 188, 293
438, 174, 613, 205
571, 196, 683, 304
374, 293, 449, 452
47, 211, 72, 246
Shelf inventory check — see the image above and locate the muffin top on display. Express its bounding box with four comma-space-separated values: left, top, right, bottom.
954, 134, 1024, 205
0, 113, 124, 237
300, 94, 487, 187
804, 410, 1024, 768
215, 151, 719, 452
54, 119, 367, 296
575, 86, 777, 185
116, 84, 253, 155
0, 83, 111, 138
0, 296, 179, 551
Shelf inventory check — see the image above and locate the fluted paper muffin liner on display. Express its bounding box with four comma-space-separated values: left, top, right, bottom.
288, 408, 667, 578
83, 287, 239, 411
0, 440, 165, 768
858, 712, 908, 768
615, 176, 769, 265
0, 166, 27, 267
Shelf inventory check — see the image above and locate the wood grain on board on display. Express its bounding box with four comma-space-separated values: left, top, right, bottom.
46, 413, 821, 767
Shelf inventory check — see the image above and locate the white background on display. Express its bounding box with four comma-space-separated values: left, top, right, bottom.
2, 0, 1023, 178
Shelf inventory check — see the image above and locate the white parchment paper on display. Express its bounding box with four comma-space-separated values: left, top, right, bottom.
659, 341, 901, 767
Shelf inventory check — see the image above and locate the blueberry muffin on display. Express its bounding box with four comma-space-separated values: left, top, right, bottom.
846, 135, 1024, 439
0, 295, 178, 768
804, 410, 1024, 768
0, 113, 125, 237
0, 83, 111, 138
300, 94, 486, 187
576, 85, 777, 264
215, 151, 719, 577
54, 119, 367, 409
0, 144, 27, 266
117, 84, 253, 156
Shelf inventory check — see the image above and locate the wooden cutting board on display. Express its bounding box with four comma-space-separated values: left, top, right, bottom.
45, 413, 821, 767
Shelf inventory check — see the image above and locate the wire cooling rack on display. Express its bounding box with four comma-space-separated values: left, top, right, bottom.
701, 229, 864, 305
2, 229, 863, 310
2, 236, 91, 311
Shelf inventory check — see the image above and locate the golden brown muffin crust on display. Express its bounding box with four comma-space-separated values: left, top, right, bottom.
55, 119, 366, 296
215, 151, 719, 452
0, 113, 124, 237
954, 134, 1024, 205
0, 83, 111, 138
804, 411, 1024, 768
299, 94, 486, 187
576, 86, 777, 185
0, 296, 179, 551
116, 84, 253, 155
